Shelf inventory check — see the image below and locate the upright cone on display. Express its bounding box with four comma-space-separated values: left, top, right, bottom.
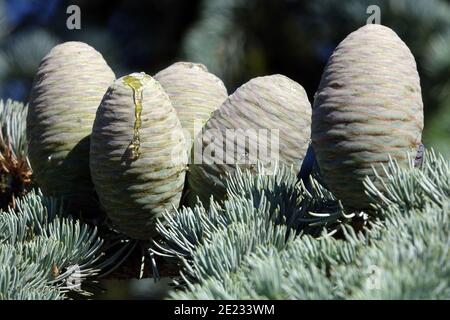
154, 62, 228, 151
90, 72, 187, 239
188, 74, 311, 206
312, 24, 424, 209
27, 41, 115, 214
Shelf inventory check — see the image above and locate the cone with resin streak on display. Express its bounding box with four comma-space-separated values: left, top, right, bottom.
90, 72, 187, 239
188, 74, 311, 206
27, 41, 115, 213
154, 62, 228, 151
312, 24, 424, 210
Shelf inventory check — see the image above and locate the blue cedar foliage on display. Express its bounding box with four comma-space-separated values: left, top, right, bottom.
0, 98, 27, 157
0, 189, 106, 299
154, 151, 449, 299
0, 98, 126, 299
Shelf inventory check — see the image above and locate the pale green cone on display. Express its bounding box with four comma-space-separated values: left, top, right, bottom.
312, 24, 424, 210
154, 61, 228, 151
188, 74, 311, 206
90, 72, 187, 239
27, 41, 115, 213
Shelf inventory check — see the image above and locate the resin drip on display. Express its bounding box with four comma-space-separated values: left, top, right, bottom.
123, 75, 144, 160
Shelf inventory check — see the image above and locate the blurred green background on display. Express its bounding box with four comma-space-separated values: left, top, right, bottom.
0, 0, 448, 298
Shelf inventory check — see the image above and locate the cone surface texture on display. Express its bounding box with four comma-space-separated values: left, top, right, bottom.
312, 24, 424, 209
27, 41, 115, 209
90, 72, 187, 239
154, 62, 228, 150
188, 74, 311, 205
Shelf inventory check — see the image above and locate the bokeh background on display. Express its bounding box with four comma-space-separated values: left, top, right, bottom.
0, 0, 449, 298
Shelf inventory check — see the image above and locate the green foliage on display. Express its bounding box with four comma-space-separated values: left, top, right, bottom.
154, 164, 349, 265
183, 0, 245, 85
0, 99, 31, 208
154, 150, 449, 299
0, 95, 129, 299
0, 98, 28, 158
365, 150, 449, 211
0, 189, 107, 299
0, 28, 57, 79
